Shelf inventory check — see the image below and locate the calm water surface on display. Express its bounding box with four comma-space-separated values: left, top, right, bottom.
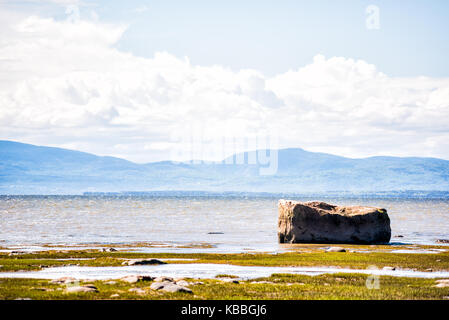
1, 196, 448, 252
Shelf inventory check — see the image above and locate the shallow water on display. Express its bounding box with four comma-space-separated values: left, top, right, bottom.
0, 195, 448, 252
1, 264, 449, 280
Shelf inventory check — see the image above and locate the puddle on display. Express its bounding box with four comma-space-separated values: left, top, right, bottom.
1, 264, 448, 280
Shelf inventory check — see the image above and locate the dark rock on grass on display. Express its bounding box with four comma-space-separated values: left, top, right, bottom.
436, 239, 449, 244
278, 200, 391, 244
101, 248, 117, 252
122, 259, 166, 266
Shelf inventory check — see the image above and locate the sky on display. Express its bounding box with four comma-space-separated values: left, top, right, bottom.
0, 0, 448, 162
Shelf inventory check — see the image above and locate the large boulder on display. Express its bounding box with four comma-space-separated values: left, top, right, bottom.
278, 200, 391, 244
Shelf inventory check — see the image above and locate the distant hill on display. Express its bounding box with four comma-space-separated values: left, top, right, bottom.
1, 140, 449, 194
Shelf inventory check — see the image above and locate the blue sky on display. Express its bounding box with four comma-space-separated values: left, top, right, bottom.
4, 0, 449, 76
8, 0, 448, 77
0, 0, 448, 162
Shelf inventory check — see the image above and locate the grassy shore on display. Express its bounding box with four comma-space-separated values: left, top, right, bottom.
0, 244, 448, 300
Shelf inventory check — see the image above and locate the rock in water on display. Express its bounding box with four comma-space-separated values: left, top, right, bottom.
278, 200, 391, 244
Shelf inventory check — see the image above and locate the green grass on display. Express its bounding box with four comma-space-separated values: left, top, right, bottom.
0, 274, 448, 300
1, 245, 448, 272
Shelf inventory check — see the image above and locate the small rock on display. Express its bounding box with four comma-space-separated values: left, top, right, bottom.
101, 248, 117, 252
395, 235, 404, 238
176, 280, 190, 287
128, 288, 146, 295
383, 266, 396, 271
150, 282, 168, 290
120, 275, 154, 283
425, 268, 433, 272
150, 281, 192, 293
436, 239, 449, 244
14, 298, 32, 300
51, 277, 77, 284
435, 279, 449, 288
65, 285, 98, 293
160, 283, 193, 293
105, 281, 117, 285
122, 259, 166, 266
326, 247, 346, 253
222, 279, 239, 284
154, 276, 174, 283
110, 294, 120, 298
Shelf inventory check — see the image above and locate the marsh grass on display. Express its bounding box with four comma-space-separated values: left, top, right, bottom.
1, 246, 448, 272
1, 274, 448, 300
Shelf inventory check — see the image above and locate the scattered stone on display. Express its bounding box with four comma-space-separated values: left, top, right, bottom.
326, 247, 346, 253
395, 235, 404, 238
436, 239, 449, 244
425, 268, 433, 272
435, 279, 449, 288
383, 266, 396, 271
120, 275, 154, 283
222, 279, 239, 284
122, 259, 166, 266
65, 285, 98, 293
110, 294, 120, 298
14, 298, 32, 300
128, 288, 146, 295
436, 259, 441, 262
154, 276, 174, 283
150, 282, 168, 290
278, 200, 391, 244
150, 281, 192, 293
176, 280, 190, 287
160, 283, 193, 293
101, 248, 117, 252
51, 277, 77, 284
105, 281, 117, 285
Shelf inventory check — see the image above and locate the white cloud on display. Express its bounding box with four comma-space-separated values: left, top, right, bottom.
0, 14, 449, 162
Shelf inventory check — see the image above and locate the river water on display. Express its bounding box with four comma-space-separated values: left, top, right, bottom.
1, 195, 448, 253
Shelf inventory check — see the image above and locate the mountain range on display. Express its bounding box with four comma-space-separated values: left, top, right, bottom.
1, 140, 449, 194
